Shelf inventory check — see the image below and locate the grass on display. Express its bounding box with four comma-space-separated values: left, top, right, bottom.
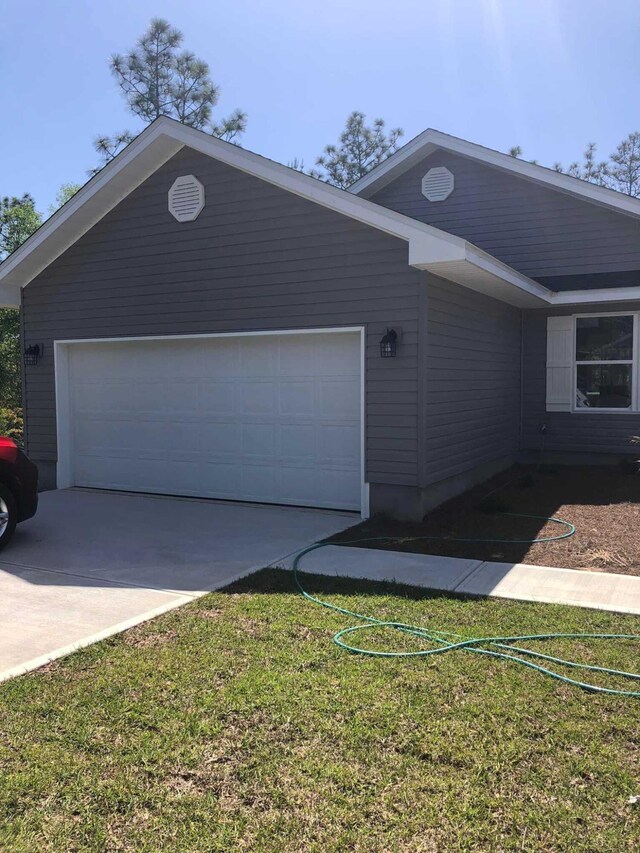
1, 568, 639, 851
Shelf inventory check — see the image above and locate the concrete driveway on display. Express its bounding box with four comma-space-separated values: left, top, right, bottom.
0, 489, 355, 681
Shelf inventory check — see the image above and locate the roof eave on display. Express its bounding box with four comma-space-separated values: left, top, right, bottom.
409, 239, 552, 308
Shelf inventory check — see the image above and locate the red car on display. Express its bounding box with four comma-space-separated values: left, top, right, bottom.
0, 437, 38, 551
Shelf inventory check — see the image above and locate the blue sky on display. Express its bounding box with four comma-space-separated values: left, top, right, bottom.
2, 0, 639, 212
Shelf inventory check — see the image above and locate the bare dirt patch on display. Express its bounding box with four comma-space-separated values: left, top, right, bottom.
330, 465, 640, 575
190, 607, 223, 620
123, 628, 179, 648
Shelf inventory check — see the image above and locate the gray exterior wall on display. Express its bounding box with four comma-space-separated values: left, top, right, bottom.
21, 146, 425, 509
369, 150, 640, 283
522, 301, 640, 458
419, 274, 521, 509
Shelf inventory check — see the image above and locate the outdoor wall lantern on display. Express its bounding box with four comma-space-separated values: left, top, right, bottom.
23, 344, 41, 366
379, 328, 398, 358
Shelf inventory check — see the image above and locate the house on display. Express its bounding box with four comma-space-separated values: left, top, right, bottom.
1, 117, 640, 520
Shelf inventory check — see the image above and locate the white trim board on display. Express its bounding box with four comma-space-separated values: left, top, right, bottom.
54, 326, 370, 519
349, 127, 640, 222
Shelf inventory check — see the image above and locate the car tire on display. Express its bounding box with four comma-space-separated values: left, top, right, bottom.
0, 483, 17, 552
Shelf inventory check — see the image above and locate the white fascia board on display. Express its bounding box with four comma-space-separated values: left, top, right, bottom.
350, 129, 640, 220
466, 247, 554, 304
407, 230, 467, 267
549, 287, 640, 306
411, 239, 553, 307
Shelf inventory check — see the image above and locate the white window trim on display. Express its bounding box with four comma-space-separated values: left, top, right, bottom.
571, 311, 639, 414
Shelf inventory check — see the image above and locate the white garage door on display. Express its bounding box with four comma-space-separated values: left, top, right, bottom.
65, 331, 362, 510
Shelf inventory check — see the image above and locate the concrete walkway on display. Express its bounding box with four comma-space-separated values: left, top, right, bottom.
0, 489, 355, 682
279, 545, 640, 616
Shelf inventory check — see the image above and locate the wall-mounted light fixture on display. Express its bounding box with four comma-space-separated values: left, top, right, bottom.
23, 344, 42, 366
379, 328, 398, 358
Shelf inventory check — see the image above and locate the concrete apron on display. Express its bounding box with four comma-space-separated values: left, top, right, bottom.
0, 489, 356, 682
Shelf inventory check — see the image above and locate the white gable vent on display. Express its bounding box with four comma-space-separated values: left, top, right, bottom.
168, 175, 205, 222
421, 166, 454, 202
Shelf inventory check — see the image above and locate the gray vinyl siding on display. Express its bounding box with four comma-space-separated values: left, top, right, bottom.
22, 146, 423, 489
422, 275, 521, 484
369, 150, 640, 282
522, 301, 640, 455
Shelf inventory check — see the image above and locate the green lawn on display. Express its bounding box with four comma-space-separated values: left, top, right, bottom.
1, 568, 639, 852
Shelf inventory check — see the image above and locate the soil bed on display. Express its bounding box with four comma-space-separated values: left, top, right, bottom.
330, 465, 640, 575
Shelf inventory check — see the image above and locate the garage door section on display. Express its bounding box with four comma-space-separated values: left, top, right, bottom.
66, 332, 362, 511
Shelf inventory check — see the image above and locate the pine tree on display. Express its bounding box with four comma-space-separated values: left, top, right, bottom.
556, 142, 609, 185
311, 112, 403, 189
92, 18, 247, 173
608, 132, 640, 197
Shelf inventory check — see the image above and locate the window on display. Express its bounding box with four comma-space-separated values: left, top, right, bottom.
575, 314, 636, 410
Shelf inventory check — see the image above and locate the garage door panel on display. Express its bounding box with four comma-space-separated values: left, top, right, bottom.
280, 381, 315, 415
173, 381, 201, 413
240, 382, 276, 415
242, 423, 276, 457
321, 469, 361, 504
197, 421, 240, 454
159, 341, 201, 378
75, 454, 129, 488
280, 424, 316, 457
201, 381, 236, 413
201, 338, 242, 376
132, 458, 176, 490
241, 464, 279, 501
280, 466, 323, 503
122, 421, 168, 452
320, 424, 361, 460
277, 336, 315, 375
134, 381, 170, 413
108, 382, 144, 412
67, 332, 361, 511
241, 337, 278, 375
75, 418, 112, 453
76, 346, 128, 378
73, 382, 105, 413
320, 379, 360, 417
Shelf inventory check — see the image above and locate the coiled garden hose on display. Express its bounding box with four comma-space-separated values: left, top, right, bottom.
291, 514, 640, 698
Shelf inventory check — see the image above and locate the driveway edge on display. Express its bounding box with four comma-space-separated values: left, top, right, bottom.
0, 592, 202, 685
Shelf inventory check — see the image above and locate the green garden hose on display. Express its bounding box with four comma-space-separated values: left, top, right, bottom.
291, 514, 640, 698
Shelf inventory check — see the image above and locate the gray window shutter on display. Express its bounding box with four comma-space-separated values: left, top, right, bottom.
546, 316, 573, 412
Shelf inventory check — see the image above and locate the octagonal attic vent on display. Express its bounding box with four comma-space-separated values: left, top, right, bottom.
168, 175, 205, 222
421, 166, 454, 202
